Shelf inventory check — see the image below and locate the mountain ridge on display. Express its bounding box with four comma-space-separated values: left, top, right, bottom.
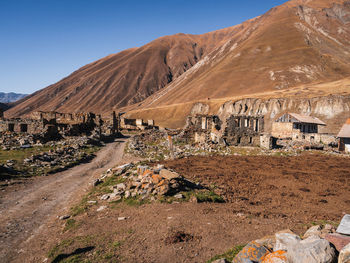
6, 0, 350, 128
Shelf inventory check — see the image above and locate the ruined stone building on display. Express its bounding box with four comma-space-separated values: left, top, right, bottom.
338, 118, 350, 153
271, 113, 335, 144
183, 115, 221, 143
0, 111, 104, 137
184, 114, 264, 146
222, 115, 264, 146
120, 117, 157, 130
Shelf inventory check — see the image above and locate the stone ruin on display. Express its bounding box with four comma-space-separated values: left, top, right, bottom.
222, 115, 264, 146
120, 117, 157, 131
184, 114, 267, 147
0, 109, 158, 142
0, 110, 121, 141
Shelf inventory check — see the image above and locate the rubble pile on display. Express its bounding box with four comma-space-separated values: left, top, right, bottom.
1, 135, 100, 176
126, 130, 234, 160
213, 214, 350, 263
23, 145, 93, 174
96, 163, 219, 203
0, 132, 42, 150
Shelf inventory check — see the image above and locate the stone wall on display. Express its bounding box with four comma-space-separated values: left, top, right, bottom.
0, 119, 44, 133
222, 115, 264, 146
120, 117, 157, 130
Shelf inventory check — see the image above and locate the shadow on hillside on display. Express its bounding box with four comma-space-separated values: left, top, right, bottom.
51, 246, 95, 263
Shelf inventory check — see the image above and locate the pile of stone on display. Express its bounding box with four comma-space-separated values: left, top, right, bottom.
98, 163, 202, 202
214, 214, 350, 263
0, 132, 41, 150
23, 145, 93, 174
126, 130, 235, 161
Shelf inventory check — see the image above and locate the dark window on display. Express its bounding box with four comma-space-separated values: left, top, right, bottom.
20, 124, 28, 132
8, 123, 14, 132
249, 137, 253, 144
237, 137, 241, 144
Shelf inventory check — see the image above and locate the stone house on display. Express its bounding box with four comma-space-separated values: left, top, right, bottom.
271, 113, 328, 142
222, 115, 264, 146
185, 114, 264, 146
338, 118, 350, 153
184, 115, 222, 143
120, 117, 157, 130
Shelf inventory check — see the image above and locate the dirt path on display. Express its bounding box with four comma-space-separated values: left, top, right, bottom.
0, 138, 129, 262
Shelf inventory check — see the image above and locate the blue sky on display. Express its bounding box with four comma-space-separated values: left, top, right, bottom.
0, 0, 287, 94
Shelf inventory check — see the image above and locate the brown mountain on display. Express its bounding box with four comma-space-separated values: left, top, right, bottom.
6, 0, 350, 127
5, 27, 242, 117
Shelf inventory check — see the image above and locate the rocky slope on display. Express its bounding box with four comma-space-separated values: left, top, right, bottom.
217, 95, 350, 134
133, 0, 350, 110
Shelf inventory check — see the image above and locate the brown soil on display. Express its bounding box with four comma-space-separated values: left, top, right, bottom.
9, 152, 349, 263
161, 153, 350, 223
0, 138, 136, 262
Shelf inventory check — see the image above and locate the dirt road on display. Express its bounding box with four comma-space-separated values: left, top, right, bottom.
0, 139, 128, 262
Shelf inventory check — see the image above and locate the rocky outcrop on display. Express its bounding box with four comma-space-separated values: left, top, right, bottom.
215, 95, 350, 134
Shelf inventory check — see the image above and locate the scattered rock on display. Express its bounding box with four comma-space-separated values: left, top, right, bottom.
303, 225, 322, 239
261, 250, 287, 263
286, 236, 335, 263
174, 193, 183, 199
338, 243, 350, 263
93, 179, 102, 186
274, 232, 301, 251
159, 169, 180, 180
59, 215, 70, 220
100, 194, 110, 200
96, 206, 107, 212
232, 241, 270, 263
325, 233, 350, 252
337, 214, 350, 236
117, 217, 127, 221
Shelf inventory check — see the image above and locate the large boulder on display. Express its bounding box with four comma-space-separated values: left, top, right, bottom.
274, 233, 301, 251
339, 243, 350, 263
286, 236, 336, 263
325, 233, 350, 252
159, 169, 180, 180
261, 251, 287, 263
232, 241, 270, 263
337, 215, 350, 236
303, 225, 322, 239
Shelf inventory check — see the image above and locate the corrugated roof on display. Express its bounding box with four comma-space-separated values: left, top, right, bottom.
338, 120, 350, 138
289, 113, 326, 125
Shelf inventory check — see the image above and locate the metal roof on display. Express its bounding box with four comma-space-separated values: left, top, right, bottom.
288, 113, 326, 125
338, 119, 350, 138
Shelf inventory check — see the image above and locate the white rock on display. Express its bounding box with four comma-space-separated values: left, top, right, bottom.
287, 236, 335, 263
100, 194, 110, 200
116, 183, 126, 191
303, 225, 322, 239
274, 232, 301, 251
174, 193, 183, 199
337, 215, 350, 236
96, 206, 107, 212
338, 242, 350, 263
118, 217, 127, 221
124, 190, 130, 198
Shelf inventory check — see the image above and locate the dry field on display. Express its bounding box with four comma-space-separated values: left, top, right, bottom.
17, 152, 350, 263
